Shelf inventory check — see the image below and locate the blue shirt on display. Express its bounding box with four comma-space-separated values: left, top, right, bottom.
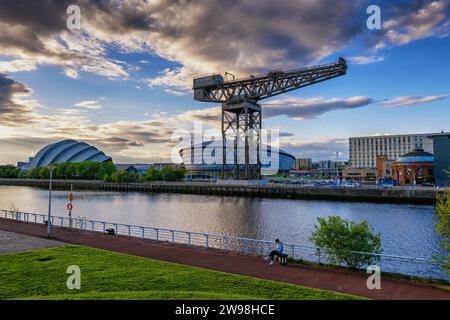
277, 242, 284, 254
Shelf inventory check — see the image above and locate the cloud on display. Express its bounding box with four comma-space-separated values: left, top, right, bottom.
374, 0, 450, 48
74, 100, 102, 110
0, 59, 38, 73
262, 96, 374, 120
382, 95, 447, 107
164, 89, 189, 97
348, 55, 384, 65
0, 0, 363, 86
0, 73, 37, 126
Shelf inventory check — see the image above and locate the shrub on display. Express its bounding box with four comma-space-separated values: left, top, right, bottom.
436, 189, 450, 275
310, 216, 382, 268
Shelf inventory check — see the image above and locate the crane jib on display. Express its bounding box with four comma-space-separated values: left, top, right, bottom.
193, 57, 347, 103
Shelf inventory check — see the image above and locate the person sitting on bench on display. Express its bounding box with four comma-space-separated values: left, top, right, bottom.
265, 239, 284, 265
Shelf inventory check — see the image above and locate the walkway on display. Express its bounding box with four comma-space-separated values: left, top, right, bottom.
0, 218, 449, 300
0, 229, 64, 254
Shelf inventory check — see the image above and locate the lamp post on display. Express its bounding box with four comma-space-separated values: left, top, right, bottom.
47, 165, 55, 238
335, 152, 342, 183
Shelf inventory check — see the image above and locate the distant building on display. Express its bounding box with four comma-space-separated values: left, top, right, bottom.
349, 133, 442, 168
294, 158, 312, 170
391, 149, 434, 186
342, 167, 377, 182
376, 155, 392, 180
115, 164, 151, 174
26, 139, 112, 170
179, 140, 295, 176
429, 133, 450, 187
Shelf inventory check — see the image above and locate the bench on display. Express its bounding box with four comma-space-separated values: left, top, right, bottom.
105, 228, 116, 235
278, 253, 288, 265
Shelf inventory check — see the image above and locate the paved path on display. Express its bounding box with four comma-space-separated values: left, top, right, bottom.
0, 229, 64, 254
0, 218, 449, 300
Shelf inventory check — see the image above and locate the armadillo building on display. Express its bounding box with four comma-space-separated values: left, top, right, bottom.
27, 139, 112, 170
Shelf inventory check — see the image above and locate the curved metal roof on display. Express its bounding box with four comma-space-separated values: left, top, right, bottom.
397, 149, 434, 163
28, 139, 112, 169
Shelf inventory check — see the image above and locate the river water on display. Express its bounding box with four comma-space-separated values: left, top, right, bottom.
0, 185, 445, 279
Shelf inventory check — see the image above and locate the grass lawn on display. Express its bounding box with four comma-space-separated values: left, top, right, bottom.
0, 245, 362, 300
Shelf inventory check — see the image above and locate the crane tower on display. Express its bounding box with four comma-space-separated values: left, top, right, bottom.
193, 57, 348, 180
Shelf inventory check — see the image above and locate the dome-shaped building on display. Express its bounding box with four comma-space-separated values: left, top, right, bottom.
179, 140, 295, 177
391, 149, 434, 185
28, 139, 112, 169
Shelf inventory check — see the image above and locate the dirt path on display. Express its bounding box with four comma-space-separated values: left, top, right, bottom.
1, 218, 449, 300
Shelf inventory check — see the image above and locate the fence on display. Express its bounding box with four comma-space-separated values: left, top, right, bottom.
1, 209, 447, 281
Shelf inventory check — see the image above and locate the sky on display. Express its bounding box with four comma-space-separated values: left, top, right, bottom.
0, 0, 449, 165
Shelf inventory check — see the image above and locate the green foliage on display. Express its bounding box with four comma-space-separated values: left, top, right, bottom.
144, 168, 161, 181
436, 189, 450, 274
0, 246, 361, 300
144, 166, 186, 182
111, 170, 142, 183
25, 161, 116, 180
310, 216, 382, 268
0, 165, 20, 178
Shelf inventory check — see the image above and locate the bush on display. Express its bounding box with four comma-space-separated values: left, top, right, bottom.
310, 216, 382, 268
436, 189, 450, 275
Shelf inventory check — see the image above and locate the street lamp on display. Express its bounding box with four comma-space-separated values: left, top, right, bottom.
47, 165, 55, 238
335, 152, 342, 183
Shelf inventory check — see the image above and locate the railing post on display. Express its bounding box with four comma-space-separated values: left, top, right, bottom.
225, 236, 229, 252
188, 232, 191, 246
205, 234, 209, 249
128, 225, 131, 237
171, 230, 175, 243
114, 224, 118, 236
156, 228, 159, 241
103, 222, 106, 233
141, 227, 145, 239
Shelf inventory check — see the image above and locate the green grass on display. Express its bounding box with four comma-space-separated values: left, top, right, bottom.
0, 245, 362, 300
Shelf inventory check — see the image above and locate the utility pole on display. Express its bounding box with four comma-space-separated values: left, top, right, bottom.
47, 166, 55, 238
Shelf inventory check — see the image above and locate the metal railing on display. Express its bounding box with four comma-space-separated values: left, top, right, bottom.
1, 209, 447, 281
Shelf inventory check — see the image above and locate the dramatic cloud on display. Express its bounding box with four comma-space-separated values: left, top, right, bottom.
262, 96, 374, 120
0, 74, 37, 126
382, 95, 447, 107
0, 0, 448, 89
375, 0, 450, 49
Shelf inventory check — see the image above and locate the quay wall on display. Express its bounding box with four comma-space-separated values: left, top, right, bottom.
0, 179, 444, 204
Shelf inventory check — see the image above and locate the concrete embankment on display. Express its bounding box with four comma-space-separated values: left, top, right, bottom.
0, 178, 444, 204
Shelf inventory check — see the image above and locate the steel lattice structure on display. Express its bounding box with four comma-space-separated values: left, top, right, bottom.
193, 57, 348, 179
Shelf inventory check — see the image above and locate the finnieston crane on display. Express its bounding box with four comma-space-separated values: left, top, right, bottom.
193, 57, 348, 180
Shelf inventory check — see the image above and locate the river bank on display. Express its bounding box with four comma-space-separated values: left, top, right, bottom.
0, 178, 444, 204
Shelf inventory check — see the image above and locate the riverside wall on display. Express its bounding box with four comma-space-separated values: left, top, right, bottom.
0, 179, 444, 204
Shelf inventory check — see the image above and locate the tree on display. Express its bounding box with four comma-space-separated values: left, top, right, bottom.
435, 189, 450, 275
144, 168, 161, 181
94, 162, 117, 181
310, 216, 382, 268
0, 165, 20, 178
111, 170, 141, 183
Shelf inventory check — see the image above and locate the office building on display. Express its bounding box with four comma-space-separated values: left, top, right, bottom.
349, 133, 440, 168
429, 133, 450, 187
294, 158, 312, 170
